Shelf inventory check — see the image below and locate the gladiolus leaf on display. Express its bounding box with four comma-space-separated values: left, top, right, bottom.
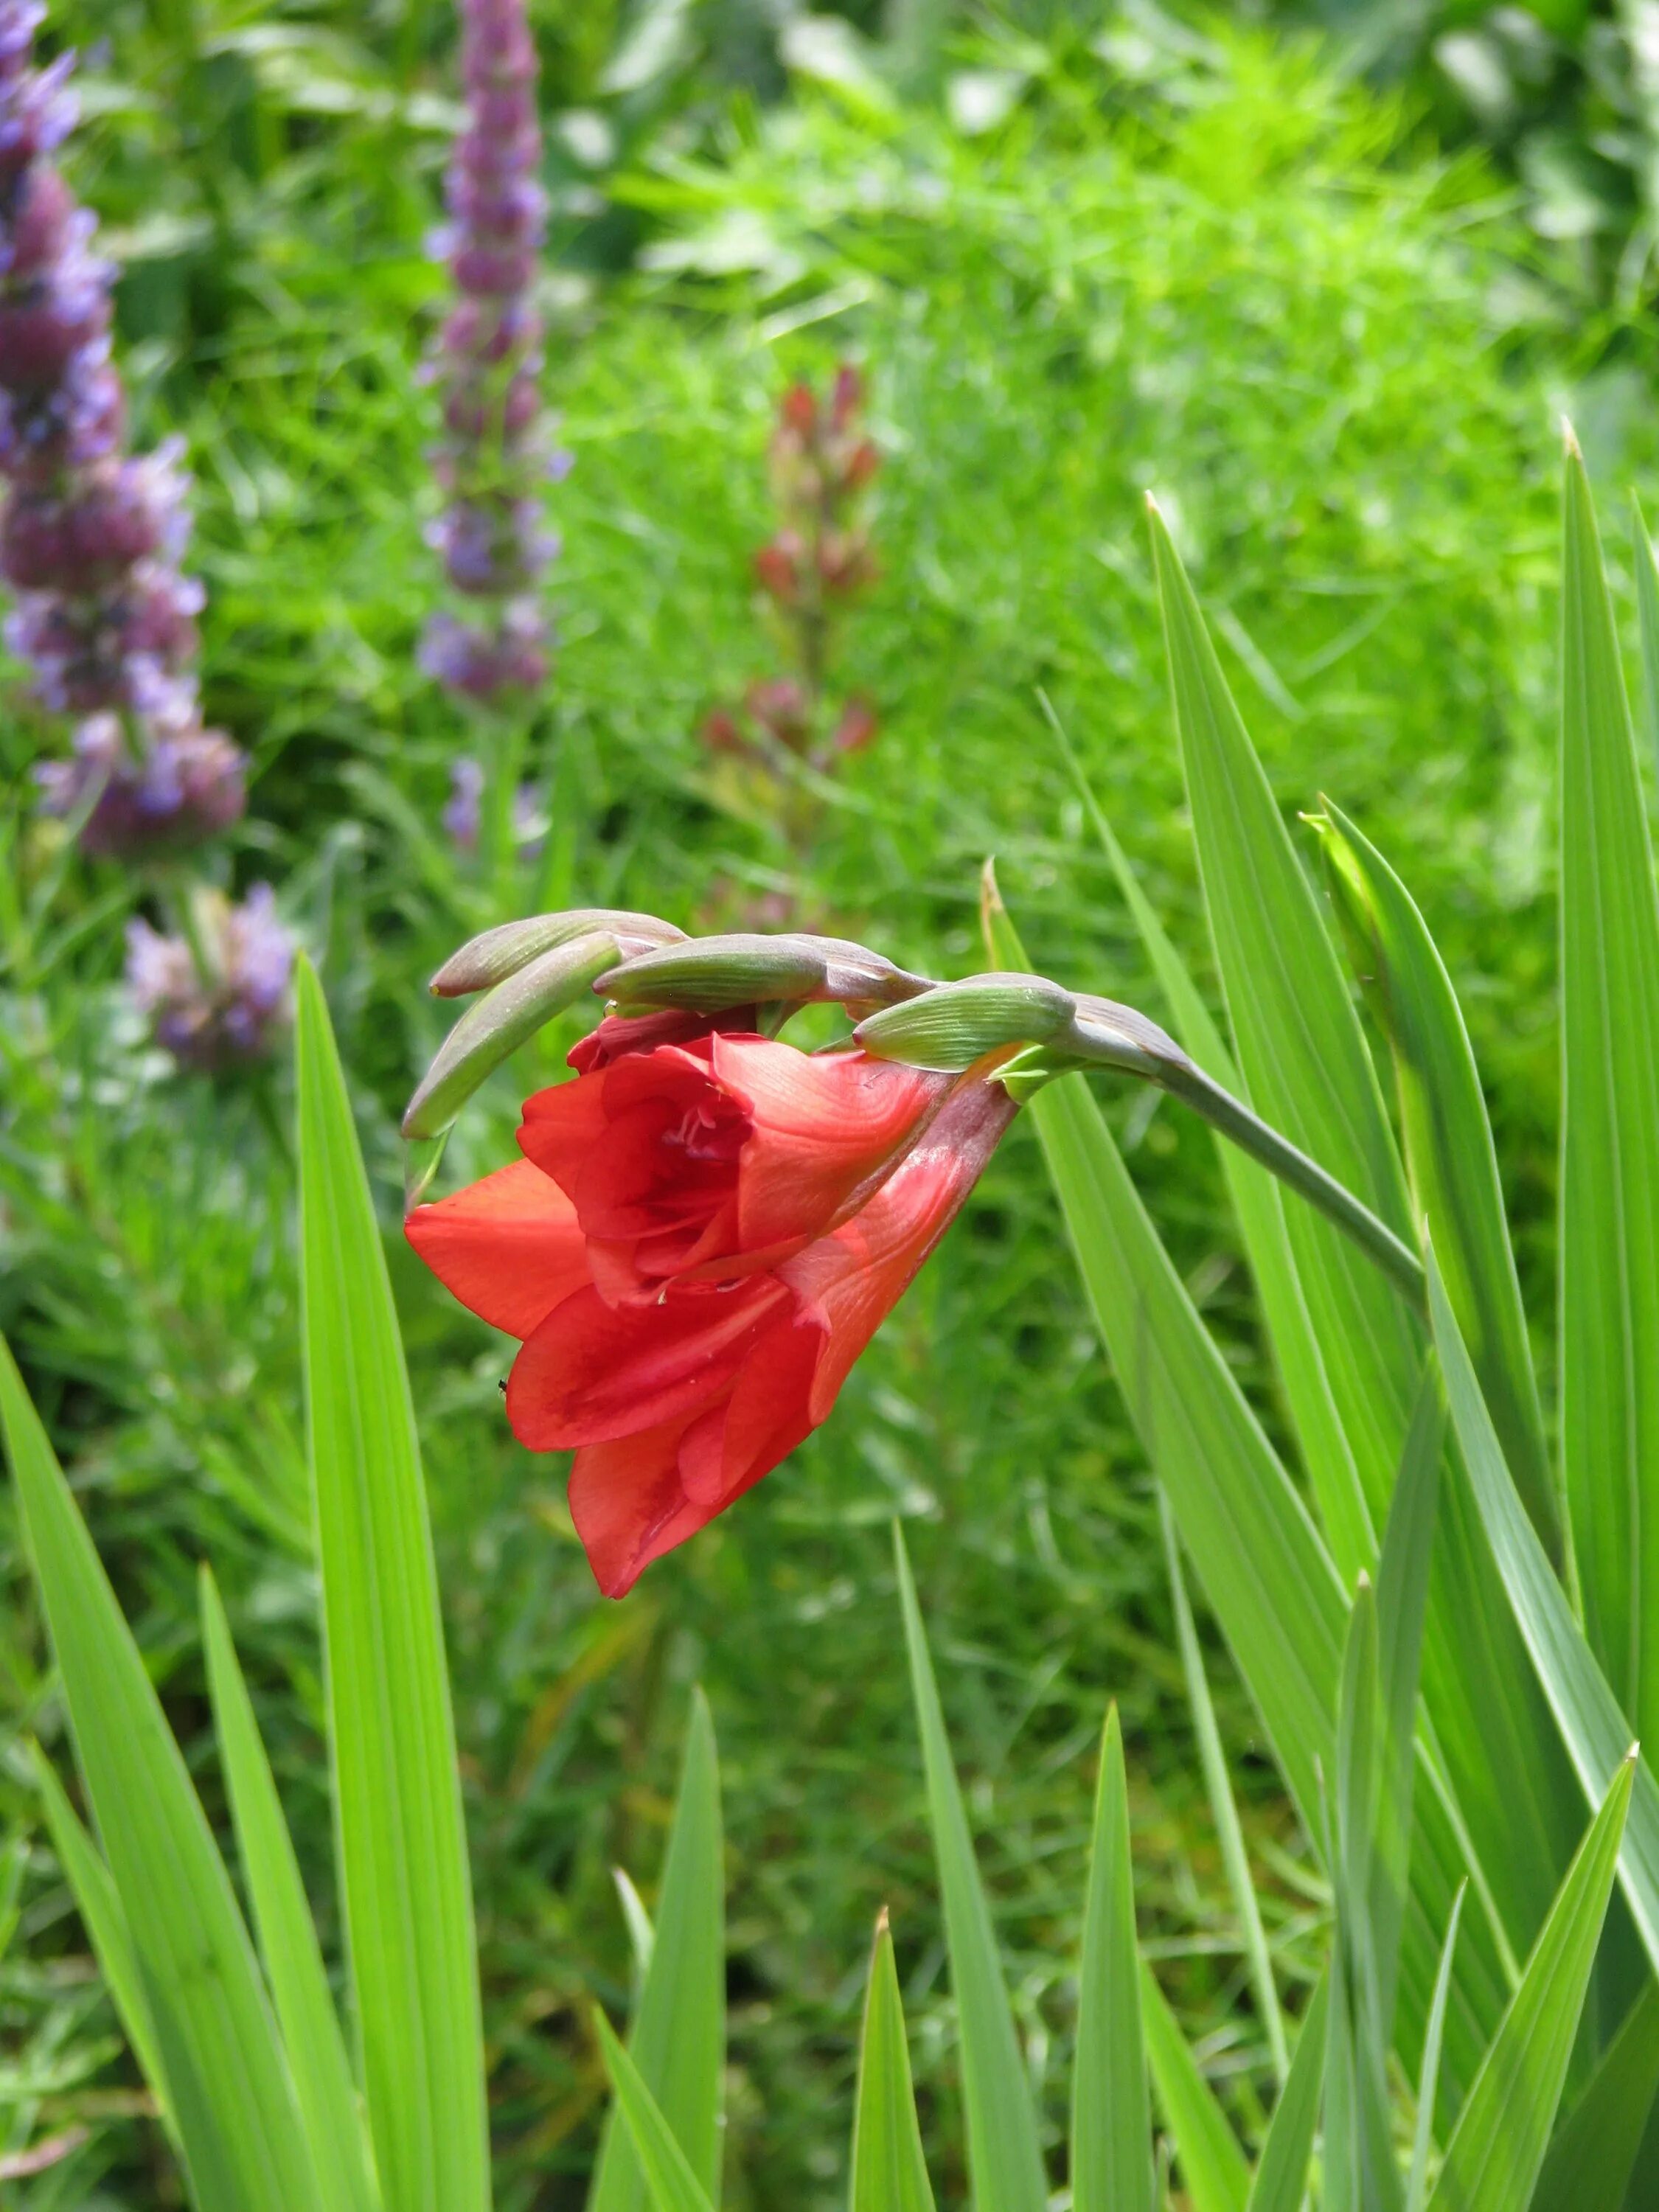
1426, 1248, 1659, 1974
1314, 802, 1555, 1554
1071, 1705, 1155, 2212
1242, 1973, 1328, 2212
593, 2013, 719, 2212
1145, 502, 1579, 2089
1139, 1962, 1249, 2212
894, 1525, 1048, 2212
1046, 706, 1370, 1600
1528, 1978, 1659, 2212
296, 957, 491, 2212
199, 1568, 378, 2212
850, 1913, 937, 2212
1425, 1752, 1633, 2212
1557, 436, 1659, 1745
588, 1690, 725, 2212
0, 1338, 329, 2212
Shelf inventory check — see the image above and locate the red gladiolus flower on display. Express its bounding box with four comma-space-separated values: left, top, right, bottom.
406, 1034, 1016, 1595
515, 1029, 953, 1304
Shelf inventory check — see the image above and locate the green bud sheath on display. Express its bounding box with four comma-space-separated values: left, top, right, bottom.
431, 908, 683, 998
403, 931, 619, 1138
855, 972, 1077, 1071
597, 931, 926, 1017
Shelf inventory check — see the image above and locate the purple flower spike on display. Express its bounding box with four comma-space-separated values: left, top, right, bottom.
0, 3, 243, 855
126, 883, 294, 1071
420, 0, 557, 705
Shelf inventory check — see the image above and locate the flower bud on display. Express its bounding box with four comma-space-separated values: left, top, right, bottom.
405, 929, 620, 1139
598, 931, 926, 1017
431, 906, 684, 997
854, 973, 1077, 1071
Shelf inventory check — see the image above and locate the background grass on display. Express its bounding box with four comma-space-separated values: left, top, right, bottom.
4, 4, 1659, 2205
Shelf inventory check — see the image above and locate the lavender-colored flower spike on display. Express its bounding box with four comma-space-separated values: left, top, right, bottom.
420, 0, 562, 703
0, 1, 243, 855
126, 883, 294, 1070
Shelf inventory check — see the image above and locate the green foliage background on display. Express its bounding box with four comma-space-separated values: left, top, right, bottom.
4, 2, 1659, 2204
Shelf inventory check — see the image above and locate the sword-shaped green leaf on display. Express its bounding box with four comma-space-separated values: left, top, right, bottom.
1528, 1978, 1659, 2212
1073, 1705, 1155, 2212
1315, 804, 1554, 1554
1427, 1251, 1659, 1972
296, 959, 490, 2212
1147, 504, 1579, 2073
0, 1338, 327, 2212
1048, 704, 1368, 1583
199, 1568, 378, 2212
1405, 1887, 1465, 2212
850, 1914, 936, 2212
1242, 1975, 1328, 2212
1558, 438, 1659, 1740
1426, 1753, 1634, 2212
588, 1691, 725, 2212
894, 1525, 1048, 2212
593, 2014, 719, 2212
1632, 500, 1659, 793
1140, 1962, 1249, 2212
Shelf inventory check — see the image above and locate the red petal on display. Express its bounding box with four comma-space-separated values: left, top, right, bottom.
405, 1158, 591, 1340
567, 1414, 702, 1597
712, 1037, 948, 1253
780, 1076, 1017, 1419
506, 1275, 793, 1449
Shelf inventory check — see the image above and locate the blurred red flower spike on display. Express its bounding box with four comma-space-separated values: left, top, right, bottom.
779, 382, 818, 437
406, 1034, 1016, 1594
753, 535, 802, 604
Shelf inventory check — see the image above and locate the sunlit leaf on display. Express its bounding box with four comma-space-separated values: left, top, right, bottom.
593, 2013, 719, 2212
1072, 1705, 1155, 2212
295, 958, 490, 2212
1140, 1961, 1249, 2212
1243, 1973, 1328, 2212
850, 1913, 936, 2212
1528, 1979, 1659, 2212
199, 1568, 378, 2212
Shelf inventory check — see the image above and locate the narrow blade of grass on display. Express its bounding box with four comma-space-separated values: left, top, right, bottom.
199, 1568, 378, 2212
1072, 1705, 1155, 2212
1315, 802, 1554, 1552
1158, 1495, 1287, 2084
1558, 439, 1659, 1741
1242, 1972, 1328, 2212
593, 2014, 719, 2212
850, 1913, 936, 2212
1047, 700, 1368, 1577
588, 1690, 725, 2212
1425, 1753, 1635, 2212
1427, 1251, 1659, 1973
894, 1525, 1048, 2212
295, 958, 490, 2212
1405, 1887, 1465, 2212
1139, 1961, 1250, 2212
1528, 1978, 1659, 2212
0, 1338, 325, 2212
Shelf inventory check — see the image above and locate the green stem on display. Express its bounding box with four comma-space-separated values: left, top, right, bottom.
1150, 1056, 1427, 1316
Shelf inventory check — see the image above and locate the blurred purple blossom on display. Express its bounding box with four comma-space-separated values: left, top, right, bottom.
442, 751, 543, 858
126, 884, 293, 1070
420, 0, 563, 703
0, 1, 243, 856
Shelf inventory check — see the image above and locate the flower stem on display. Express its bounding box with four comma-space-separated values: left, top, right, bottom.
1150, 1055, 1427, 1315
